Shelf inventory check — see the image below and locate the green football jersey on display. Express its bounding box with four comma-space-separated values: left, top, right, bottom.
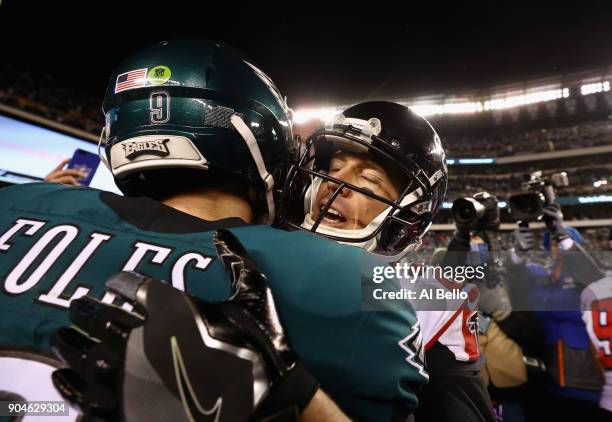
0, 182, 426, 421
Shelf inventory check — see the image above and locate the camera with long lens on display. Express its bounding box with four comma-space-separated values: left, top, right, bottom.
452, 191, 500, 231
509, 171, 569, 222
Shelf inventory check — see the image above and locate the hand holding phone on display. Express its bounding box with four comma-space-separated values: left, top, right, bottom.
66, 149, 101, 186
45, 150, 101, 186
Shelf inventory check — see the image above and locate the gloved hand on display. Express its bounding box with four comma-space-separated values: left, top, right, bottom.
512, 226, 535, 252
477, 282, 512, 322
542, 203, 568, 241
51, 229, 318, 422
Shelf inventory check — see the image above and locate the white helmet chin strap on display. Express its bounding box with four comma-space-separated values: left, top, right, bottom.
302, 213, 380, 251
97, 126, 112, 173
230, 114, 276, 224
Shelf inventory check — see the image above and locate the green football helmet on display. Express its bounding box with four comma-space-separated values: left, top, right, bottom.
101, 39, 295, 223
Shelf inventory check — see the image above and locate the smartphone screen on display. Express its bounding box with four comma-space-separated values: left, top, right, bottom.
67, 149, 101, 186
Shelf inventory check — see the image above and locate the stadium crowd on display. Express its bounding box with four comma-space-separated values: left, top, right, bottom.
445, 167, 612, 201
2, 64, 611, 159
0, 64, 101, 133
444, 119, 612, 157
444, 152, 612, 202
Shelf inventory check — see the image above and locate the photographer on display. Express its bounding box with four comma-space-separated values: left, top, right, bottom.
445, 192, 545, 346
506, 178, 607, 419
443, 192, 546, 422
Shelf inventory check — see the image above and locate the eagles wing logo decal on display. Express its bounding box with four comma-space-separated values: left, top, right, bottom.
123, 139, 170, 160
398, 322, 429, 379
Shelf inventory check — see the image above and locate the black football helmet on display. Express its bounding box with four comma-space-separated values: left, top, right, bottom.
278, 101, 447, 256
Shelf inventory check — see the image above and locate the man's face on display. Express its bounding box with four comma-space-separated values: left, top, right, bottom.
311, 150, 406, 230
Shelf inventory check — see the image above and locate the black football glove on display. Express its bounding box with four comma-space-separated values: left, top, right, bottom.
51, 229, 318, 422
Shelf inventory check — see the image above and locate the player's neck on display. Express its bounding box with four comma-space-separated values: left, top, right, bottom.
161, 190, 254, 224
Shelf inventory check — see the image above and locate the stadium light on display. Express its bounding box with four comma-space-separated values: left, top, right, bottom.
457, 158, 496, 165
292, 107, 339, 124
410, 88, 570, 117
411, 101, 484, 117
484, 88, 567, 111
577, 195, 612, 204
445, 158, 498, 165
581, 81, 611, 95
293, 85, 574, 121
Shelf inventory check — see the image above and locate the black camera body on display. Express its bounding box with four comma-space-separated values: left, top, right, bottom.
509, 171, 569, 222
452, 191, 500, 231
508, 192, 545, 223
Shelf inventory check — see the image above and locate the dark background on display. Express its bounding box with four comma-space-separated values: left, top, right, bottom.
2, 0, 612, 107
